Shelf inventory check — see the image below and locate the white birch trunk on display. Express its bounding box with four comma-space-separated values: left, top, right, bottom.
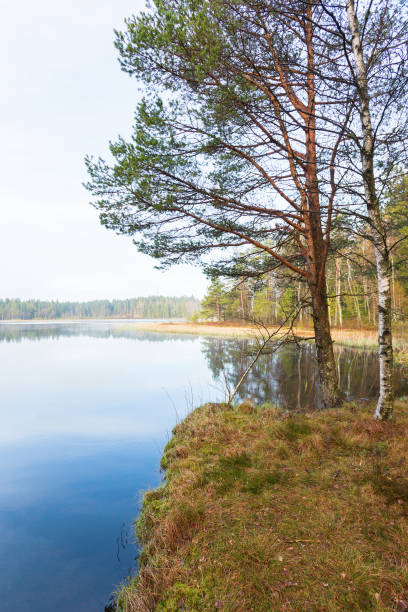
346, 0, 394, 420
335, 257, 343, 327
347, 259, 361, 325
326, 279, 332, 326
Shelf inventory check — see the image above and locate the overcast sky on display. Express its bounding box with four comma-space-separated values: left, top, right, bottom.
0, 0, 207, 301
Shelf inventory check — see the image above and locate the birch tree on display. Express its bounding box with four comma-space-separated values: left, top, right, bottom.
322, 0, 408, 419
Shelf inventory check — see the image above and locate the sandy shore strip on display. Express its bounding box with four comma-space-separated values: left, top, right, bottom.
135, 320, 267, 337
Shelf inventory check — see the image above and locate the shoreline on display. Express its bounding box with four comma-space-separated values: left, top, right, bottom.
1, 318, 407, 357
0, 317, 180, 324
114, 400, 408, 611
131, 321, 408, 354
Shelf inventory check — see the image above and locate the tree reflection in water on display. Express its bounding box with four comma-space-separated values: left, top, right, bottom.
201, 338, 408, 410
0, 323, 195, 344
2, 323, 407, 410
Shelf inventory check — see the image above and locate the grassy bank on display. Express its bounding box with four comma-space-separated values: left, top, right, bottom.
116, 401, 408, 611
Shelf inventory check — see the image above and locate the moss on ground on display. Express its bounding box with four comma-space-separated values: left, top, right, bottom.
116, 401, 408, 611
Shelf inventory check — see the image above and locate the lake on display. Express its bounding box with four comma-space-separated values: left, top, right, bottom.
0, 321, 407, 611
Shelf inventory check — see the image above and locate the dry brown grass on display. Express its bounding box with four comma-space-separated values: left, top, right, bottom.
116, 401, 408, 612
135, 321, 408, 361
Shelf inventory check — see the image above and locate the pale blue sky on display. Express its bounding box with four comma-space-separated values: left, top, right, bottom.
0, 0, 207, 301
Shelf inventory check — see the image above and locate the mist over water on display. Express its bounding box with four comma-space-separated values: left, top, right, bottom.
0, 321, 407, 611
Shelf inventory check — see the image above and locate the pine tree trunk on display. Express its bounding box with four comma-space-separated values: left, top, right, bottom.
309, 279, 343, 409
346, 0, 394, 420
302, 7, 341, 408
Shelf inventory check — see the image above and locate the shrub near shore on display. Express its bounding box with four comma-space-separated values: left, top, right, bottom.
116, 401, 408, 611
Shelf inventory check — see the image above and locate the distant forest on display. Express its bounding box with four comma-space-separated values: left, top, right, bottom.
0, 296, 200, 320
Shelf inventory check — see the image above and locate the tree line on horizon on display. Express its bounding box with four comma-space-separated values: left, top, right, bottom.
0, 296, 200, 321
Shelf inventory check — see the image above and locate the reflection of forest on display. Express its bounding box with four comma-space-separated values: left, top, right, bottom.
201, 338, 408, 410
0, 323, 195, 344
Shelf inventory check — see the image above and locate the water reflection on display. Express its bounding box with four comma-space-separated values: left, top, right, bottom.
0, 323, 215, 612
0, 438, 158, 612
201, 337, 408, 409
0, 321, 194, 344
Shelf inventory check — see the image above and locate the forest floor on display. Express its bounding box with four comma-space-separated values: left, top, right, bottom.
115, 400, 408, 612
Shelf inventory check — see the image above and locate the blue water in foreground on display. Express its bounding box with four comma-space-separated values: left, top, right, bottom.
0, 322, 221, 612
0, 321, 407, 611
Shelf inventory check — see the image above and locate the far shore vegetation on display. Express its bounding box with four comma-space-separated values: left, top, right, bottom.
0, 296, 199, 321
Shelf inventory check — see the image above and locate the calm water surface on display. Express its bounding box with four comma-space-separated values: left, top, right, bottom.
0, 321, 407, 611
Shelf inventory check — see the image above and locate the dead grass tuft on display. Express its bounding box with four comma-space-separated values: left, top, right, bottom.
237, 398, 259, 414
